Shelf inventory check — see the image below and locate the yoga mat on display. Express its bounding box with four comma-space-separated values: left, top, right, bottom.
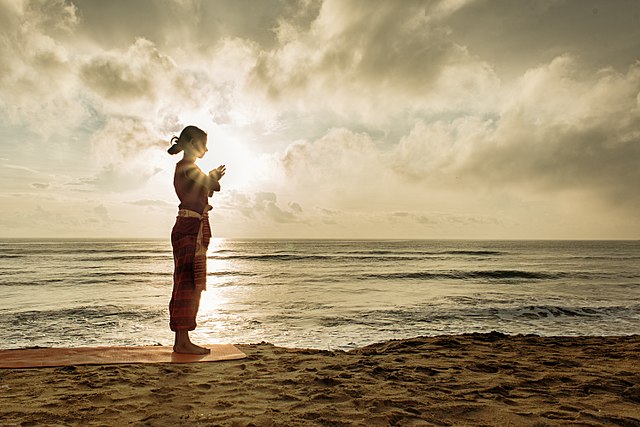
0, 345, 246, 368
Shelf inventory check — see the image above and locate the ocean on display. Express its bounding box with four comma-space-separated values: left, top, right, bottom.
0, 239, 638, 350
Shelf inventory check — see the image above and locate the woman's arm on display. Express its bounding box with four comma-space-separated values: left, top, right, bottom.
184, 164, 225, 192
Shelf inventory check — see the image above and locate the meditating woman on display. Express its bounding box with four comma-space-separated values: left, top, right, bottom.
167, 125, 226, 354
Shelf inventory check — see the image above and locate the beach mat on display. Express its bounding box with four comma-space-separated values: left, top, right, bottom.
0, 345, 246, 369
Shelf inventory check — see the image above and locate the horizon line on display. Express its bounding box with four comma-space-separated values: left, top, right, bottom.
0, 237, 638, 242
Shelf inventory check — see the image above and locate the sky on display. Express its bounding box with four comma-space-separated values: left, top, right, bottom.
0, 0, 639, 239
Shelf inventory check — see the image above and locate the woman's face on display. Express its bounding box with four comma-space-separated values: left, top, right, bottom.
190, 137, 208, 158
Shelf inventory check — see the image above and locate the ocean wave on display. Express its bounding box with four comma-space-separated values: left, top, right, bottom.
216, 254, 336, 261
317, 303, 640, 329
213, 250, 503, 261
3, 304, 163, 324
76, 255, 172, 262
359, 270, 567, 281
568, 255, 640, 261
499, 305, 634, 319
83, 271, 170, 278
472, 303, 640, 320
0, 248, 170, 256
208, 270, 256, 277
0, 278, 67, 286
443, 250, 503, 255
338, 249, 504, 256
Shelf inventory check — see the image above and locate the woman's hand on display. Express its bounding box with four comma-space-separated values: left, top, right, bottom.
209, 165, 226, 181
207, 165, 225, 194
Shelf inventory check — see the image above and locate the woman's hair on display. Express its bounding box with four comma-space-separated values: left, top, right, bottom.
167, 125, 207, 155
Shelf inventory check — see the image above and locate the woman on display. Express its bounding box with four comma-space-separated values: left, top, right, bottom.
167, 125, 226, 354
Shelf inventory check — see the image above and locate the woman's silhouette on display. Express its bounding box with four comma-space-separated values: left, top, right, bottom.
167, 126, 225, 354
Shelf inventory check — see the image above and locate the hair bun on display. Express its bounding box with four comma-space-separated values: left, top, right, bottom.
167, 144, 182, 155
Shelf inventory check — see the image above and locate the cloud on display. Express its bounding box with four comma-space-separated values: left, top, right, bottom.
0, 0, 86, 135
93, 204, 110, 223
392, 56, 640, 210
446, 0, 640, 77
280, 128, 390, 207
219, 190, 302, 223
1, 1, 265, 139
469, 57, 640, 208
0, 203, 84, 236
264, 200, 298, 223
129, 199, 173, 208
269, 54, 640, 227
79, 165, 162, 193
24, 0, 79, 33
80, 39, 168, 101
221, 190, 255, 218
254, 191, 301, 223
89, 116, 165, 165
390, 210, 499, 227
1, 0, 639, 238
4, 164, 43, 175
79, 37, 218, 133
257, 0, 446, 92
393, 116, 490, 182
72, 0, 292, 52
315, 206, 339, 225
69, 116, 167, 192
289, 202, 303, 213
249, 0, 500, 124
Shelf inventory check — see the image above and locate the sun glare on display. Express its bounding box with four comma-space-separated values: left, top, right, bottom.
198, 284, 226, 316
175, 111, 265, 190
198, 242, 229, 315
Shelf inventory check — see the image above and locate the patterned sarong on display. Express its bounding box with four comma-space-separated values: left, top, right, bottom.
168, 206, 212, 331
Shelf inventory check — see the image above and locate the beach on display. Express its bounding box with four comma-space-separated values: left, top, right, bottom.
2, 333, 639, 426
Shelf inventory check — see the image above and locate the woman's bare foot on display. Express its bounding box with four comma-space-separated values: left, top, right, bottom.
173, 330, 211, 354
173, 342, 211, 354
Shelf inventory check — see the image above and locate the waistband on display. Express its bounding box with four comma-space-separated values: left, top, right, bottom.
177, 205, 212, 219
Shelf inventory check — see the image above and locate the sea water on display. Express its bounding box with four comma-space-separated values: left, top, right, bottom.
0, 239, 638, 350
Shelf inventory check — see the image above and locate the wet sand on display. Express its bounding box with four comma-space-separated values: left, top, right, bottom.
1, 332, 639, 426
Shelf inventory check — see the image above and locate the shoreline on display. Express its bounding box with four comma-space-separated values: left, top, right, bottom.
3, 331, 640, 352
3, 331, 639, 353
2, 333, 639, 426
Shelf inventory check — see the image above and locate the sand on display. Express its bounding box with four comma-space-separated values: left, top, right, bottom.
1, 332, 639, 426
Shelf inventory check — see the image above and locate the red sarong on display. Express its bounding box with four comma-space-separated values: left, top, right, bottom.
169, 209, 211, 331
